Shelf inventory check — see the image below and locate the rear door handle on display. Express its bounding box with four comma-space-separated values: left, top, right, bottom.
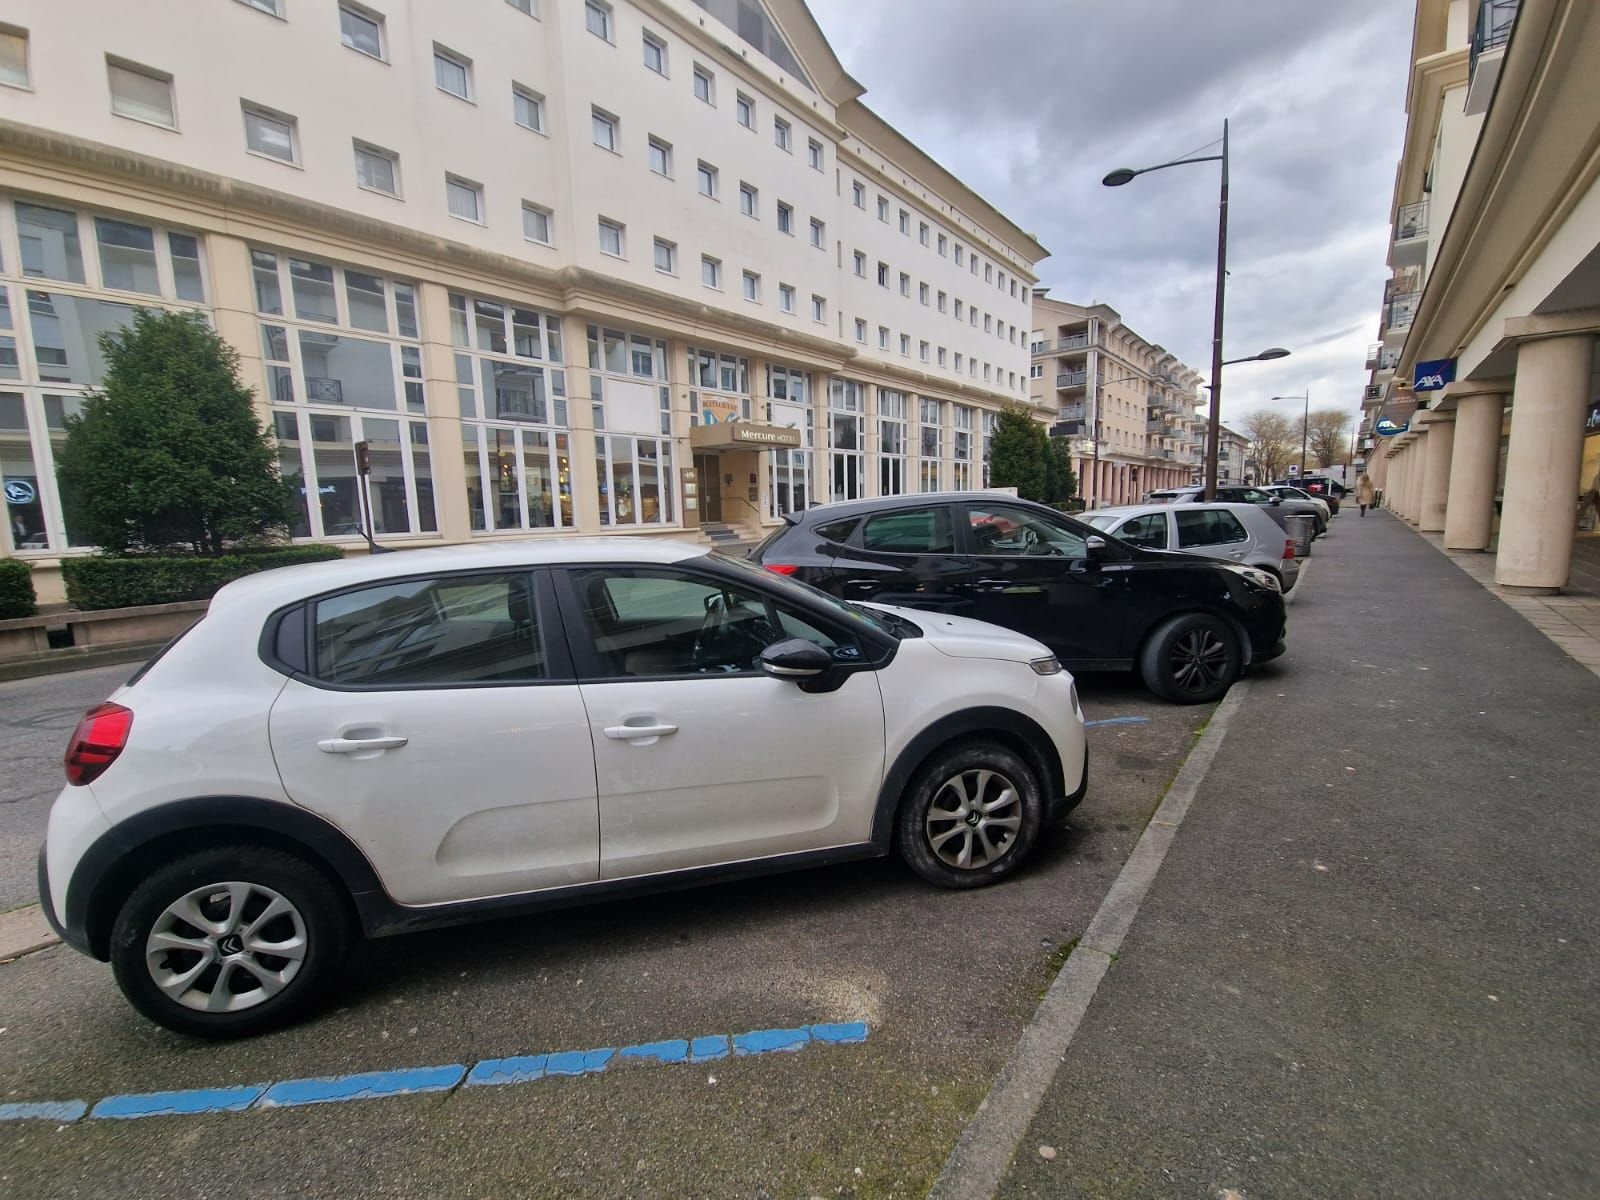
318, 735, 408, 754
603, 722, 679, 741
975, 578, 1010, 591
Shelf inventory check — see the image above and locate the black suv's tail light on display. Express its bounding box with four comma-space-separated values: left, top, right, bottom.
64, 702, 133, 786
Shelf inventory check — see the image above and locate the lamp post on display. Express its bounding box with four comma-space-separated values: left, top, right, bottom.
1104, 120, 1290, 499
1272, 392, 1311, 479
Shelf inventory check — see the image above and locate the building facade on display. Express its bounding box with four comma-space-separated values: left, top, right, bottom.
1028, 294, 1206, 506
1361, 0, 1600, 592
0, 0, 1046, 601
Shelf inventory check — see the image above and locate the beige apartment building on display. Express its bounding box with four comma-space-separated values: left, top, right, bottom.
1361, 0, 1600, 592
0, 0, 1047, 602
1029, 294, 1206, 506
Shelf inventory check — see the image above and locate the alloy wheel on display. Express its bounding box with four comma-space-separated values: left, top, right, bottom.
1169, 627, 1230, 694
145, 881, 307, 1013
925, 768, 1023, 869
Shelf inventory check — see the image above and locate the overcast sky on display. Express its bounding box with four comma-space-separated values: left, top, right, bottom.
806, 0, 1415, 436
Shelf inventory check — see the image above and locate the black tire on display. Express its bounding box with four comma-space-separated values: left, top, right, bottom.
110, 844, 354, 1039
895, 740, 1044, 889
1139, 613, 1241, 704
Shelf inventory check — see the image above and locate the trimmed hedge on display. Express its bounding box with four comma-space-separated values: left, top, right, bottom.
61, 545, 346, 611
0, 558, 37, 619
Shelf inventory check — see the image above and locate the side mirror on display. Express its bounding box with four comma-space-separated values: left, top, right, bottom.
1269, 496, 1282, 506
759, 637, 832, 680
1085, 534, 1110, 559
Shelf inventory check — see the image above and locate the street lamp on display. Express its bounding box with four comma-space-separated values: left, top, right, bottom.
1104, 121, 1288, 500
1272, 391, 1311, 479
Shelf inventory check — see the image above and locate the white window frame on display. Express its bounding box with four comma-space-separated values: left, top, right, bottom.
521, 202, 553, 245
697, 161, 718, 199
0, 24, 28, 90
739, 182, 758, 219
693, 64, 715, 105
853, 319, 866, 343
591, 106, 619, 153
701, 255, 722, 290
742, 270, 760, 303
585, 0, 614, 42
598, 217, 625, 258
241, 102, 298, 164
809, 218, 825, 249
653, 237, 676, 275
776, 201, 794, 235
433, 45, 472, 100
648, 136, 672, 177
811, 294, 825, 323
339, 3, 386, 60
735, 91, 755, 129
778, 283, 796, 314
446, 175, 485, 224
642, 30, 668, 75
353, 140, 400, 197
808, 138, 823, 170
106, 57, 177, 130
774, 116, 791, 152
513, 84, 545, 133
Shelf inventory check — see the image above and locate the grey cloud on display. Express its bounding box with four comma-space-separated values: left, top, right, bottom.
808, 0, 1415, 427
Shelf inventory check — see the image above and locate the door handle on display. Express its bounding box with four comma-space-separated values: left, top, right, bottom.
1227, 549, 1245, 558
603, 722, 679, 741
318, 735, 408, 754
975, 578, 1010, 591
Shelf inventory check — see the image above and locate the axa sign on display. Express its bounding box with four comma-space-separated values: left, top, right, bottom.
1413, 357, 1456, 392
1375, 417, 1409, 437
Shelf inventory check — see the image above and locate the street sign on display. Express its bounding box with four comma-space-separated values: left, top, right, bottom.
1413, 357, 1456, 392
1375, 416, 1409, 436
4, 479, 35, 505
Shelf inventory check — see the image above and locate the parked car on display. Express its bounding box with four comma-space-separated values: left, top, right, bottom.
1296, 475, 1349, 500
41, 538, 1088, 1037
1080, 502, 1300, 592
751, 492, 1286, 706
1161, 485, 1327, 536
1265, 484, 1336, 519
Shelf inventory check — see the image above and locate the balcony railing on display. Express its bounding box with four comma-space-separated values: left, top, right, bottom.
1032, 333, 1095, 355
1058, 402, 1086, 421
1386, 292, 1420, 332
1146, 417, 1172, 434
1472, 0, 1518, 68
1395, 200, 1428, 244
1056, 369, 1087, 388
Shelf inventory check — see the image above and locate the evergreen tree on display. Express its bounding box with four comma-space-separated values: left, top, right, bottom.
987, 405, 1050, 500
55, 309, 294, 555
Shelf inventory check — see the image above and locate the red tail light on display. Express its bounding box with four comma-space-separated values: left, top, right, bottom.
764, 563, 799, 576
64, 702, 133, 786
1283, 538, 1296, 563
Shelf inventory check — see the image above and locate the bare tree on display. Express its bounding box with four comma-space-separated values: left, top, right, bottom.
1240, 409, 1296, 482
1308, 408, 1353, 468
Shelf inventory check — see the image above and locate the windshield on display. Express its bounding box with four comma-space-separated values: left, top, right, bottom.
712, 553, 901, 639
1081, 514, 1120, 530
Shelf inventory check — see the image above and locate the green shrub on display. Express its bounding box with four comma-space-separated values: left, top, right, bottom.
0, 559, 37, 619
62, 545, 345, 611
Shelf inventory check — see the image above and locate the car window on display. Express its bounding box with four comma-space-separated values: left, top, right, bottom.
313, 572, 545, 686
966, 503, 1087, 558
568, 566, 853, 678
861, 507, 955, 554
1117, 512, 1168, 549
813, 517, 859, 544
1175, 509, 1248, 548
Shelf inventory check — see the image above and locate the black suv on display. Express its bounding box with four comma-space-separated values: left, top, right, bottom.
751, 493, 1286, 703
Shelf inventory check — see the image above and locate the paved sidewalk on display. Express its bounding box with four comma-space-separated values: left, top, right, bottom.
992, 510, 1600, 1199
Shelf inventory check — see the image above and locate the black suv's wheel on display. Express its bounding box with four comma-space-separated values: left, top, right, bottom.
109, 845, 354, 1039
896, 741, 1044, 889
1140, 613, 1241, 704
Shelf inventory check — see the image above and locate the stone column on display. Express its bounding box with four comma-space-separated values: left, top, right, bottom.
1441, 381, 1509, 550
1496, 331, 1596, 590
558, 313, 603, 535
414, 283, 472, 544
1406, 430, 1429, 525
1389, 441, 1409, 520
1418, 411, 1455, 532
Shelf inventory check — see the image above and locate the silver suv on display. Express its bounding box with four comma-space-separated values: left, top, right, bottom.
1082, 502, 1300, 592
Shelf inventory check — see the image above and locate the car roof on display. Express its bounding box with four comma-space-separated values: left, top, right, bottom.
793, 491, 1041, 522
1086, 502, 1267, 520
208, 536, 709, 615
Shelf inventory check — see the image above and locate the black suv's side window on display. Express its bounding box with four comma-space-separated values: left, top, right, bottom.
967, 503, 1087, 558
313, 572, 545, 686
861, 507, 955, 554
1175, 509, 1249, 548
813, 517, 860, 544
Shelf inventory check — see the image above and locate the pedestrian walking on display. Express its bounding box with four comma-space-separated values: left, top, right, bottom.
1356, 472, 1375, 517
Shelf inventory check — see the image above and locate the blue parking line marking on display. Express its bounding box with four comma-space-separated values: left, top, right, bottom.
690, 1034, 730, 1062
0, 1100, 88, 1123
465, 1054, 547, 1088
257, 1065, 465, 1108
618, 1039, 690, 1065
1084, 715, 1151, 729
734, 1027, 810, 1056
544, 1048, 614, 1076
809, 1021, 869, 1045
92, 1084, 267, 1120
4, 1022, 868, 1122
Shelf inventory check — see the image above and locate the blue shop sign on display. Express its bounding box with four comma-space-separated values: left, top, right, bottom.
1375, 416, 1409, 437
1413, 357, 1456, 392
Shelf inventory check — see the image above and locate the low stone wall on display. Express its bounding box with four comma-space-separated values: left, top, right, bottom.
0, 600, 208, 663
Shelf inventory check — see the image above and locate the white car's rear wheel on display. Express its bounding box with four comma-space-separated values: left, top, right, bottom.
110, 845, 353, 1038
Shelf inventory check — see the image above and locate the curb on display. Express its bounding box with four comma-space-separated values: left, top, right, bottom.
927, 680, 1253, 1200
0, 905, 59, 962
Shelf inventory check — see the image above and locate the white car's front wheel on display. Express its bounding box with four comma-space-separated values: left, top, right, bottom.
896, 741, 1045, 889
110, 845, 353, 1038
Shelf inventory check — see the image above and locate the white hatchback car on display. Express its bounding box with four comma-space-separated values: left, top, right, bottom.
41, 539, 1087, 1037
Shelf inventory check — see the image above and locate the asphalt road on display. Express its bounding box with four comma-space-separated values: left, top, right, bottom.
0, 663, 130, 912
0, 647, 1247, 1198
